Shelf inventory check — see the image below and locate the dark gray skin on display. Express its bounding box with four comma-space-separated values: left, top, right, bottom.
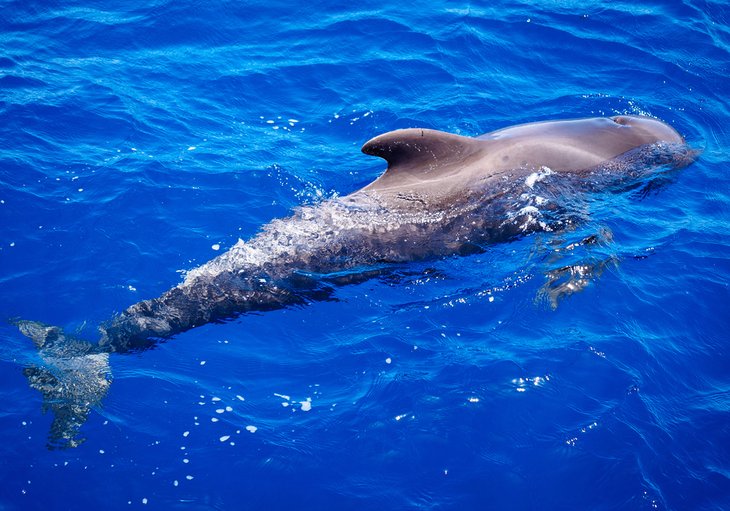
17, 114, 695, 448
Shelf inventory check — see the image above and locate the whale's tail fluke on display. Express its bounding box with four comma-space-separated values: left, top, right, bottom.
13, 320, 111, 449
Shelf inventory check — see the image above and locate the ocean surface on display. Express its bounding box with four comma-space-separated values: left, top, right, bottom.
1, 1, 729, 509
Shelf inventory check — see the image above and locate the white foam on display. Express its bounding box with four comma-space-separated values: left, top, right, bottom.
518, 205, 540, 216
525, 166, 554, 188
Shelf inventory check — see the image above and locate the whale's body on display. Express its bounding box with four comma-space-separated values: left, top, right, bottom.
16, 114, 695, 447
99, 115, 693, 352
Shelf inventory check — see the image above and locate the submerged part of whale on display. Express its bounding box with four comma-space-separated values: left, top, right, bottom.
14, 319, 110, 449
16, 115, 696, 448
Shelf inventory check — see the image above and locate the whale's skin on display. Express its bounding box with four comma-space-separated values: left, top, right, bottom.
95, 115, 695, 353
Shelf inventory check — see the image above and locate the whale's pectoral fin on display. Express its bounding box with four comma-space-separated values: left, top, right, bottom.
14, 320, 112, 449
536, 229, 617, 309
538, 257, 617, 310
360, 128, 488, 190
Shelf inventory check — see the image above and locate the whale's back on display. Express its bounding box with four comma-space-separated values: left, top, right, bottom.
358, 116, 687, 202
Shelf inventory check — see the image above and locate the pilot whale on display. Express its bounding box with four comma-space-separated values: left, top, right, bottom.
16, 114, 695, 447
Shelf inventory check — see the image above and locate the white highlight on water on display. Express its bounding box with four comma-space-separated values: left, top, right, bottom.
300, 398, 312, 412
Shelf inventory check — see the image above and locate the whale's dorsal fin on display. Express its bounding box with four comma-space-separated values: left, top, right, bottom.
360, 128, 486, 191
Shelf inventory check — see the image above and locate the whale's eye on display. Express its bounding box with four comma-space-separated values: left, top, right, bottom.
612, 116, 630, 125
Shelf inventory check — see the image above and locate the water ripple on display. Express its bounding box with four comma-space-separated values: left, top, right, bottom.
0, 1, 728, 509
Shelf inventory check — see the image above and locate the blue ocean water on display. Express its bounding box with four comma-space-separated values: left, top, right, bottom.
1, 0, 729, 509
